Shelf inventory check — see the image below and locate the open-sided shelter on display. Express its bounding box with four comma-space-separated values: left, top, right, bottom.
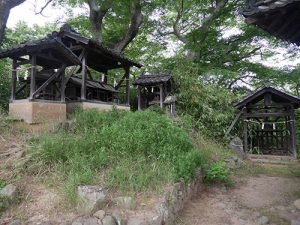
0, 24, 141, 123
234, 84, 300, 158
133, 74, 173, 110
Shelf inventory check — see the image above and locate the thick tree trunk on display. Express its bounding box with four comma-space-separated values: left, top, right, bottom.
0, 0, 26, 46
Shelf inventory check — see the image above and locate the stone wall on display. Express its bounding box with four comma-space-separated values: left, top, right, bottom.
66, 102, 130, 114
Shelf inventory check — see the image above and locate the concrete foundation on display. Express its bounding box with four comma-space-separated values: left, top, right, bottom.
67, 101, 130, 114
9, 100, 66, 124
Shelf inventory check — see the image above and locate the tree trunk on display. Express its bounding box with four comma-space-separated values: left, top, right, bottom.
0, 0, 26, 46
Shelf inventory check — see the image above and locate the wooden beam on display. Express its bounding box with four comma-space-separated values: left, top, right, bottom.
32, 65, 66, 98
138, 86, 141, 111
61, 66, 66, 102
81, 55, 87, 100
225, 110, 243, 136
159, 84, 163, 108
29, 55, 37, 100
16, 59, 30, 67
247, 112, 290, 118
125, 67, 130, 105
290, 105, 297, 158
11, 59, 17, 101
243, 108, 248, 153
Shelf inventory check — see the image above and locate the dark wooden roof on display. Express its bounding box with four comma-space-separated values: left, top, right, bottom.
133, 74, 172, 86
0, 24, 142, 72
242, 0, 300, 44
234, 84, 300, 109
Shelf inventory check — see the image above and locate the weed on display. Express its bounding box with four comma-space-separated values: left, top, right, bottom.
204, 161, 233, 185
0, 179, 7, 189
28, 110, 203, 202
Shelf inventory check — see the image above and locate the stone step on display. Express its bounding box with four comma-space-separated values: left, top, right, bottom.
247, 154, 298, 165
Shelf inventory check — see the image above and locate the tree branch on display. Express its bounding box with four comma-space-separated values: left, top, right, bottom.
112, 0, 143, 53
35, 0, 53, 16
173, 0, 187, 43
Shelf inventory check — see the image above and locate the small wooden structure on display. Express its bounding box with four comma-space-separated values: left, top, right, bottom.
243, 0, 300, 44
0, 24, 141, 123
233, 84, 300, 158
133, 74, 173, 110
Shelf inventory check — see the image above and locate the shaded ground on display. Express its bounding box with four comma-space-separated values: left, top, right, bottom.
176, 166, 300, 225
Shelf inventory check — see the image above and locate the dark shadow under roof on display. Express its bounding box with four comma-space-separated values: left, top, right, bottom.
133, 74, 172, 86
242, 0, 300, 44
234, 84, 300, 109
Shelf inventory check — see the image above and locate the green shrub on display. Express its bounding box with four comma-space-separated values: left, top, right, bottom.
0, 179, 7, 189
204, 161, 232, 185
28, 109, 203, 201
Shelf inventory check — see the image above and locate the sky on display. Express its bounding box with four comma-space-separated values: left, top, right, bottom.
7, 0, 300, 70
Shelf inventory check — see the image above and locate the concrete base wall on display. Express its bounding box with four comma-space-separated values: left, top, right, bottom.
9, 100, 66, 124
67, 102, 130, 114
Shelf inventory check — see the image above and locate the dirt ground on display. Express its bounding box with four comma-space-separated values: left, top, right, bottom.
176, 172, 300, 225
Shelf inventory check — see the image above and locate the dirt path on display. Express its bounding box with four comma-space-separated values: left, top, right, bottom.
176, 172, 300, 225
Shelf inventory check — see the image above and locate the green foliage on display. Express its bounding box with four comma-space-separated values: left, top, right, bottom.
28, 110, 203, 202
204, 161, 232, 185
0, 179, 7, 189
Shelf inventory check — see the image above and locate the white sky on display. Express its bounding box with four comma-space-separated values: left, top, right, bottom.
7, 0, 300, 70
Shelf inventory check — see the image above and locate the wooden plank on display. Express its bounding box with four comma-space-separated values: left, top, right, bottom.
29, 55, 37, 100
159, 84, 163, 108
290, 106, 297, 158
247, 112, 290, 118
138, 86, 141, 111
243, 108, 248, 153
11, 59, 17, 101
61, 66, 66, 102
125, 67, 130, 105
32, 65, 66, 98
16, 59, 30, 67
81, 55, 87, 100
225, 110, 243, 136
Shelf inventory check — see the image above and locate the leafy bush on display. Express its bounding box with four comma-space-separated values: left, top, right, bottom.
28, 109, 203, 202
204, 161, 232, 185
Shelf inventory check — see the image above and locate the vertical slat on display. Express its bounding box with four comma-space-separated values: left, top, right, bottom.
81, 55, 87, 100
159, 84, 163, 108
137, 86, 141, 111
11, 59, 17, 101
125, 67, 130, 105
290, 105, 297, 158
243, 107, 248, 153
61, 65, 66, 102
29, 55, 37, 100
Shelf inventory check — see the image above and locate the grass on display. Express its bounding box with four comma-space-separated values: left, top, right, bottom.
260, 209, 289, 225
26, 109, 204, 203
234, 161, 300, 178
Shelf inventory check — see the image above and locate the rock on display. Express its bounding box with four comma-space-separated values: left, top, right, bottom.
112, 212, 126, 225
0, 184, 17, 198
291, 220, 300, 225
294, 199, 300, 210
8, 220, 21, 225
229, 137, 246, 159
216, 202, 226, 209
114, 196, 136, 210
257, 216, 270, 225
82, 217, 99, 225
72, 222, 83, 225
93, 210, 106, 220
77, 185, 107, 214
102, 216, 116, 225
127, 216, 148, 225
225, 156, 243, 169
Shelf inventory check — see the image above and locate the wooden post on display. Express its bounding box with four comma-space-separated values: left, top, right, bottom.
290, 105, 297, 158
137, 86, 141, 111
61, 65, 66, 102
159, 84, 163, 108
81, 55, 87, 100
243, 107, 248, 153
11, 59, 17, 101
125, 67, 130, 105
29, 55, 37, 100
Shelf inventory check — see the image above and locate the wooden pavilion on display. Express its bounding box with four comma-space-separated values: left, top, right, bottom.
133, 74, 173, 110
234, 84, 300, 158
0, 24, 141, 123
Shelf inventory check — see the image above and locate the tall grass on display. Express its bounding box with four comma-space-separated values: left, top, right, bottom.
28, 109, 203, 203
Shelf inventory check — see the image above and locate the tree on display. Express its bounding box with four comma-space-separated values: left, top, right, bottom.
0, 0, 26, 46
